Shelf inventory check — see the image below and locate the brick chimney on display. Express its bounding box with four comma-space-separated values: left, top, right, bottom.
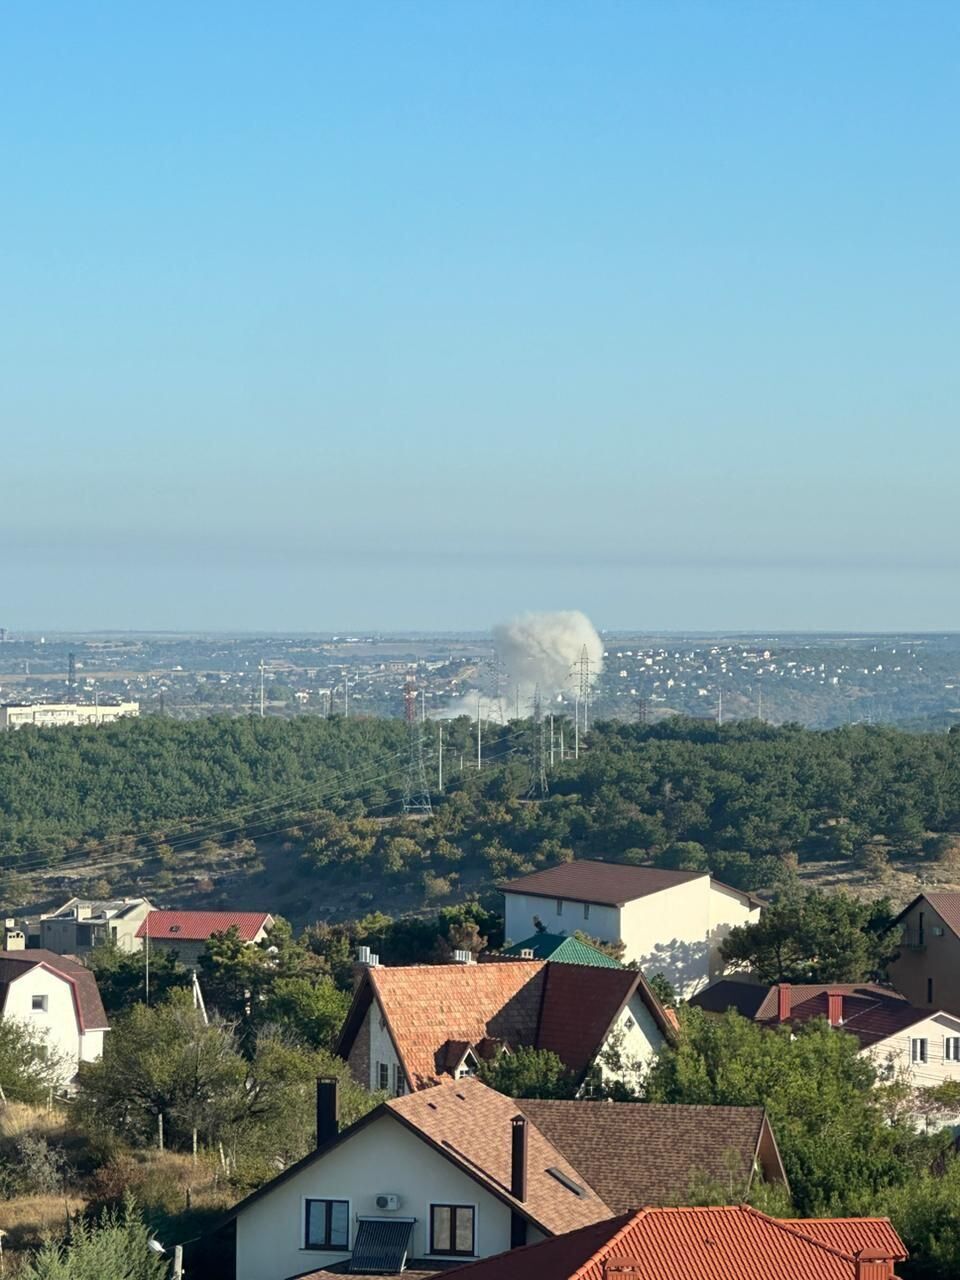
855, 1249, 894, 1279
510, 1115, 528, 1248
827, 990, 844, 1027
777, 983, 791, 1022
316, 1077, 340, 1149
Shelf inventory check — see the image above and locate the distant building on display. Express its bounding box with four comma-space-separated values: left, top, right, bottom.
136, 909, 274, 967
0, 944, 109, 1085
500, 932, 621, 968
888, 893, 960, 1013
500, 861, 760, 998
0, 700, 140, 730
38, 897, 154, 956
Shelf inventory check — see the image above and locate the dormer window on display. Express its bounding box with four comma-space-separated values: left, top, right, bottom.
169, 925, 181, 934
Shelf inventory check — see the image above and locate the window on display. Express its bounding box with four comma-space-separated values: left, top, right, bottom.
430, 1205, 475, 1257
555, 899, 563, 916
31, 994, 48, 1012
583, 903, 590, 921
377, 1062, 389, 1091
911, 1038, 929, 1064
945, 1037, 960, 1062
393, 1063, 406, 1096
76, 924, 92, 946
304, 1199, 349, 1251
918, 911, 925, 945
928, 978, 934, 1005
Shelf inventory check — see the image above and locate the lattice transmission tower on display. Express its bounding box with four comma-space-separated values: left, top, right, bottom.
526, 684, 549, 799
401, 679, 432, 815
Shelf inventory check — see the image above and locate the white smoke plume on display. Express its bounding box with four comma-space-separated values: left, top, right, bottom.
494, 610, 603, 703
434, 610, 603, 720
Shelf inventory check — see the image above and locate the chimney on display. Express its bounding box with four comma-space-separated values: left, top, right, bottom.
777, 983, 791, 1023
4, 921, 25, 951
452, 949, 475, 965
316, 1077, 340, 1148
855, 1250, 894, 1280
510, 1115, 528, 1248
827, 990, 844, 1027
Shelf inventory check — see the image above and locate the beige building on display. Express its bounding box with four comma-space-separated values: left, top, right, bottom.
889, 893, 960, 1014
0, 701, 139, 730
501, 861, 761, 999
38, 897, 154, 956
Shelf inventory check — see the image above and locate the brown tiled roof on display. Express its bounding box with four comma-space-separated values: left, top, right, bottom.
917, 893, 960, 938
336, 960, 673, 1090
500, 862, 707, 906
692, 981, 936, 1051
436, 1205, 907, 1280
388, 1079, 611, 1236
0, 949, 109, 1031
517, 1099, 785, 1211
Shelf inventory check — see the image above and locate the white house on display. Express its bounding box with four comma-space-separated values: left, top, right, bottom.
501, 861, 760, 998
0, 947, 109, 1084
336, 956, 676, 1096
692, 979, 960, 1123
221, 1076, 787, 1280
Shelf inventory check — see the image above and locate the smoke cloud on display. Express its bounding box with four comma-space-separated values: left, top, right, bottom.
493, 610, 603, 702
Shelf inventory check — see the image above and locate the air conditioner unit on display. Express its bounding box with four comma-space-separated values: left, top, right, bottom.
375, 1194, 401, 1211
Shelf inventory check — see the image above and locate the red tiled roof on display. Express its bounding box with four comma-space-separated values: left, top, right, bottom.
135, 910, 273, 942
437, 1205, 907, 1280
692, 981, 936, 1051
336, 960, 672, 1090
781, 1218, 907, 1259
518, 1100, 786, 1211
0, 949, 109, 1031
500, 862, 706, 906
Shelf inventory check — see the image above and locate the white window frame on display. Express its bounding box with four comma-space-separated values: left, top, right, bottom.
393, 1062, 406, 1095
945, 1036, 960, 1062
911, 1037, 929, 1064
31, 994, 48, 1013
302, 1195, 351, 1253
377, 1062, 389, 1092
425, 1200, 478, 1259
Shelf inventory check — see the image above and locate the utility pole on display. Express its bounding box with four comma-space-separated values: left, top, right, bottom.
717, 687, 723, 727
476, 695, 482, 769
259, 659, 265, 719
344, 672, 349, 718
172, 1245, 183, 1279
574, 694, 580, 760
527, 685, 548, 799
144, 911, 150, 1005
549, 714, 555, 768
578, 645, 592, 733
758, 688, 763, 721
401, 680, 431, 815
437, 724, 443, 792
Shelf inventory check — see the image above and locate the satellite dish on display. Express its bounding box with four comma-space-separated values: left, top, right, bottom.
147, 1238, 166, 1255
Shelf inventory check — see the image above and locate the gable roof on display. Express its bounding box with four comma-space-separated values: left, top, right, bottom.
436, 1205, 907, 1280
517, 1099, 787, 1211
502, 933, 621, 967
690, 980, 941, 1051
135, 910, 273, 943
891, 892, 960, 938
500, 862, 707, 906
336, 960, 674, 1090
0, 949, 109, 1031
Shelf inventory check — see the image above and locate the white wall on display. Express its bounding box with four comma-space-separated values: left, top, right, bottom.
706, 883, 761, 980
625, 876, 710, 996
867, 1012, 960, 1093
3, 966, 83, 1083
235, 1112, 525, 1280
369, 1001, 404, 1092
592, 990, 666, 1093
503, 893, 621, 948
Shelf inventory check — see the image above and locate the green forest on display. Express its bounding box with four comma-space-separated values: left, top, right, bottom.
3, 715, 960, 900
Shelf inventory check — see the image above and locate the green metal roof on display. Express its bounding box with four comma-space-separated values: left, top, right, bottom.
501, 932, 621, 967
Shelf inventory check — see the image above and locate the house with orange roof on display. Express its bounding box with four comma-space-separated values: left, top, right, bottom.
216, 1076, 788, 1280
433, 1204, 907, 1280
335, 956, 676, 1097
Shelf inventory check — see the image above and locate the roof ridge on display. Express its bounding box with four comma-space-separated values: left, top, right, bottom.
569, 1207, 653, 1280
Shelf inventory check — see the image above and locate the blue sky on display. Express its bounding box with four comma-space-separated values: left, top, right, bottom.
2, 2, 958, 631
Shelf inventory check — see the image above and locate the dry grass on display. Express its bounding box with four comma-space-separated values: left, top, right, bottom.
0, 1102, 68, 1143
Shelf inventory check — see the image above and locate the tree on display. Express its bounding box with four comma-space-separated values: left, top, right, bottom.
718, 888, 897, 983
261, 976, 349, 1050
643, 1007, 932, 1216
477, 1047, 576, 1099
0, 1016, 63, 1103
19, 1196, 168, 1280
87, 941, 188, 1015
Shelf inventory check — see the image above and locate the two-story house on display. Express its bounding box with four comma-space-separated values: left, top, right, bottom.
501, 861, 760, 997
135, 909, 274, 968
692, 979, 960, 1117
37, 896, 154, 955
336, 956, 676, 1097
219, 1076, 787, 1280
0, 946, 109, 1085
888, 893, 960, 1013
